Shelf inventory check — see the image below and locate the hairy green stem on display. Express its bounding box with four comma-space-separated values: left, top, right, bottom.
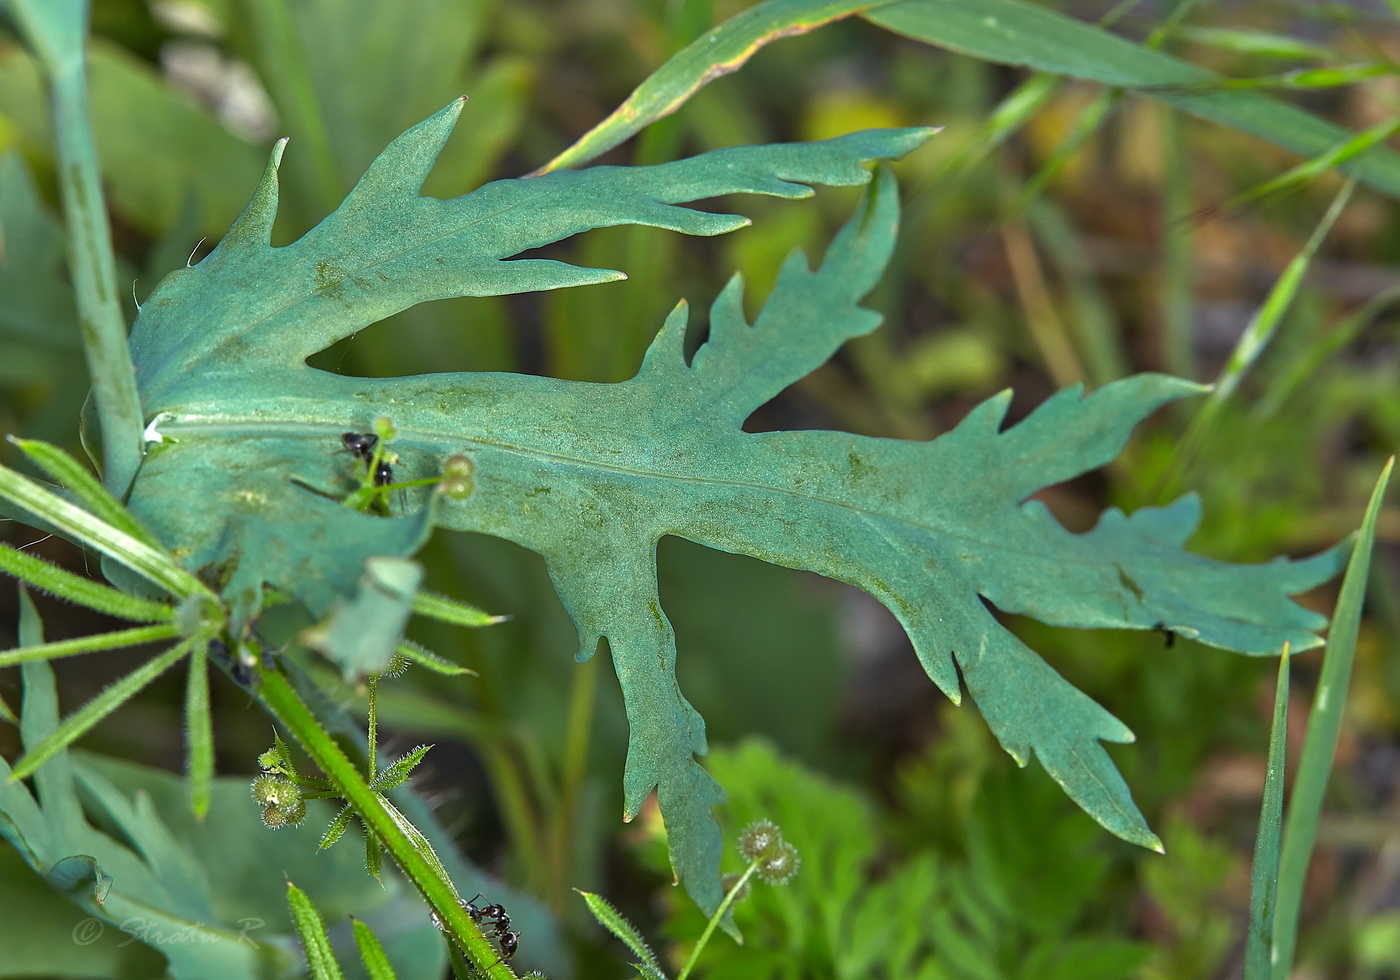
676, 860, 759, 980
258, 670, 517, 979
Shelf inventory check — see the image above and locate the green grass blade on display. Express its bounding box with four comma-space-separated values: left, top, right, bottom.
1026, 199, 1128, 386
1174, 26, 1340, 61
287, 880, 347, 980
1146, 62, 1392, 94
395, 641, 475, 676
0, 462, 217, 602
1218, 118, 1396, 214
1160, 103, 1196, 379
1245, 649, 1290, 980
0, 622, 181, 667
1256, 281, 1400, 419
1272, 457, 1394, 979
7, 636, 198, 781
185, 640, 213, 819
352, 918, 400, 980
863, 0, 1400, 200
1213, 176, 1355, 403
1006, 86, 1120, 221
538, 0, 880, 172
1173, 176, 1356, 482
411, 590, 506, 628
0, 542, 174, 622
577, 889, 665, 975
9, 438, 162, 546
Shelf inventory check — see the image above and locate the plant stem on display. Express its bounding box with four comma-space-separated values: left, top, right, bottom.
676, 860, 759, 980
548, 653, 598, 904
258, 669, 518, 979
7, 1, 145, 490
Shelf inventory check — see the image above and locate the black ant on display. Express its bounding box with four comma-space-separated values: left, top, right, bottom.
499, 929, 519, 961
461, 895, 517, 960
1152, 621, 1177, 648
341, 432, 393, 487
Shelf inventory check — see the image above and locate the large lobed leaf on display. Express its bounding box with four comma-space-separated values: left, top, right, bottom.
124, 105, 1341, 914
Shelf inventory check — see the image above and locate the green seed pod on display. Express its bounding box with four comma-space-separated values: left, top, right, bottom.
250, 774, 282, 804
261, 795, 306, 829
757, 840, 800, 885
738, 819, 781, 861
438, 454, 475, 500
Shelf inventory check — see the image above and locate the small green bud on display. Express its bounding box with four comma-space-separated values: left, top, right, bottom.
381, 650, 409, 678
257, 749, 280, 772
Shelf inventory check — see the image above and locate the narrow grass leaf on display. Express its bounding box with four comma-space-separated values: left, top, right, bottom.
1257, 281, 1400, 418
411, 590, 506, 628
1272, 457, 1394, 979
0, 543, 174, 621
395, 641, 474, 676
1214, 118, 1395, 218
0, 463, 215, 601
365, 830, 382, 883
372, 744, 433, 792
1147, 63, 1392, 94
1175, 26, 1339, 61
352, 918, 400, 980
1161, 105, 1195, 379
9, 438, 162, 547
1006, 87, 1120, 221
0, 622, 180, 667
1175, 176, 1356, 478
273, 730, 299, 779
380, 796, 455, 888
1217, 176, 1354, 396
447, 942, 476, 980
577, 889, 664, 974
185, 641, 213, 818
1245, 648, 1290, 980
864, 0, 1400, 199
318, 804, 356, 850
538, 0, 880, 171
8, 636, 196, 781
287, 881, 346, 980
0, 692, 16, 725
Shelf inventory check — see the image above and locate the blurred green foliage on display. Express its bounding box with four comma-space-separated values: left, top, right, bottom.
1, 1, 1397, 978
